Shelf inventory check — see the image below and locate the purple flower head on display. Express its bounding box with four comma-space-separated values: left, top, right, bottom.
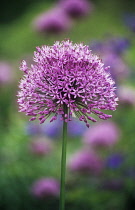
0, 61, 12, 84
118, 86, 135, 106
106, 153, 125, 169
83, 121, 120, 148
31, 178, 60, 198
59, 0, 93, 19
18, 40, 118, 128
33, 7, 71, 34
29, 138, 52, 156
68, 149, 103, 174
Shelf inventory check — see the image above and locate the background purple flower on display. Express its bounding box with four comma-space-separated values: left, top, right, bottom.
59, 0, 93, 19
118, 86, 135, 106
106, 153, 125, 169
90, 36, 130, 55
107, 37, 130, 55
33, 7, 71, 34
102, 53, 129, 82
89, 38, 130, 83
68, 118, 87, 137
68, 149, 103, 174
41, 118, 62, 138
29, 138, 53, 156
31, 178, 60, 198
83, 121, 120, 148
25, 122, 41, 136
0, 61, 12, 84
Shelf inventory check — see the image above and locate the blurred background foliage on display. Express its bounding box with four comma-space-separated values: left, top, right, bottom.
1, 0, 135, 209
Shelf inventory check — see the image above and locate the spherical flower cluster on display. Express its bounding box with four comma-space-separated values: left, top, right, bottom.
18, 40, 118, 127
31, 178, 60, 198
83, 121, 120, 147
33, 8, 71, 34
68, 149, 103, 174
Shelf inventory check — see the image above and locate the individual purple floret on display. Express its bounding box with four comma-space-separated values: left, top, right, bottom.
33, 7, 71, 34
59, 0, 93, 19
118, 86, 135, 106
83, 121, 120, 148
18, 40, 118, 128
29, 138, 52, 156
31, 178, 60, 198
0, 61, 12, 84
106, 153, 125, 169
68, 149, 103, 174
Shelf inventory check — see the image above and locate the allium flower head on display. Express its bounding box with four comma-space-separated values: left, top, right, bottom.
18, 40, 118, 127
31, 178, 60, 198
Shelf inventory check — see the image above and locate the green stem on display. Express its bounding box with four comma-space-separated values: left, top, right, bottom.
59, 106, 68, 210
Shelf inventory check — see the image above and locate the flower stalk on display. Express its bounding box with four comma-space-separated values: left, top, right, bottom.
60, 105, 68, 210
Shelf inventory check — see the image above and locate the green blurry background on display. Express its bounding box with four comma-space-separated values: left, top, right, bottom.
1, 0, 135, 209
